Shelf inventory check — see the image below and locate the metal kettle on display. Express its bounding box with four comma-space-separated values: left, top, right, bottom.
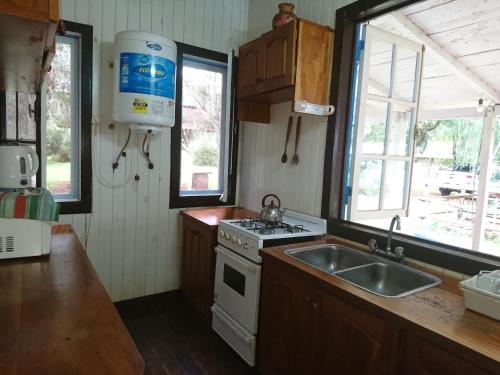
0, 144, 39, 189
260, 194, 286, 223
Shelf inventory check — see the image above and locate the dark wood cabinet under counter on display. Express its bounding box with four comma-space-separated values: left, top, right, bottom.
180, 207, 256, 321
258, 239, 500, 375
258, 256, 399, 375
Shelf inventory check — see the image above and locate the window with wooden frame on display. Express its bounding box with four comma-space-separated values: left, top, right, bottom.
346, 24, 424, 222
0, 20, 92, 215
322, 0, 500, 275
170, 43, 238, 209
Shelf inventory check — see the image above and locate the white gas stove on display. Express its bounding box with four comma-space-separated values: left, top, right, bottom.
217, 210, 327, 263
212, 210, 326, 366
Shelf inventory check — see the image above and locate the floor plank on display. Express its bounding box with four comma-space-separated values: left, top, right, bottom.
115, 291, 258, 375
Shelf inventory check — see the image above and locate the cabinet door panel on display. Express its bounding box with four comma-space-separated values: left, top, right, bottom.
258, 260, 318, 375
317, 292, 399, 375
262, 21, 296, 92
238, 40, 264, 97
401, 335, 493, 375
180, 219, 217, 320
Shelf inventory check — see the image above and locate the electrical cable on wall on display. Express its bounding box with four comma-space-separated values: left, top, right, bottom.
91, 122, 135, 189
112, 128, 132, 170
140, 130, 154, 169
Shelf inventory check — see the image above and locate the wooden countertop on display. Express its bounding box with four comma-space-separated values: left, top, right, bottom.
261, 238, 500, 370
180, 207, 257, 228
0, 225, 144, 375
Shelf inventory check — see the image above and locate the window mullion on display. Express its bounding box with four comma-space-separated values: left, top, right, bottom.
472, 108, 497, 250
380, 43, 397, 211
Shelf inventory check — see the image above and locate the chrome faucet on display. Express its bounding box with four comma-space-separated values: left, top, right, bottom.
368, 215, 405, 262
386, 215, 401, 253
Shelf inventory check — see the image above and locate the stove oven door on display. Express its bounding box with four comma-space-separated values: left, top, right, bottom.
213, 245, 261, 334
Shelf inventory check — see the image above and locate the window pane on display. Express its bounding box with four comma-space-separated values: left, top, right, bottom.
6, 92, 16, 139
358, 159, 382, 211
387, 105, 412, 156
362, 100, 388, 155
367, 38, 393, 97
383, 160, 407, 209
17, 93, 37, 141
393, 47, 418, 101
180, 59, 225, 194
46, 39, 74, 196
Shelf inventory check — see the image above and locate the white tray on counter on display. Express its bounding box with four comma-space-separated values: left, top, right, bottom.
460, 275, 500, 321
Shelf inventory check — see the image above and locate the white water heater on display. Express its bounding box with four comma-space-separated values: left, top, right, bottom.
112, 31, 177, 132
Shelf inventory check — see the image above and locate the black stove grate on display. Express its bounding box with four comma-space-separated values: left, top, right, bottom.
230, 218, 309, 235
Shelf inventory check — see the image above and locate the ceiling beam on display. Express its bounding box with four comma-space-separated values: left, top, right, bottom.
385, 11, 500, 104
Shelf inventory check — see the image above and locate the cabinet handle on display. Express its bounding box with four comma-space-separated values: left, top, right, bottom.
305, 296, 318, 308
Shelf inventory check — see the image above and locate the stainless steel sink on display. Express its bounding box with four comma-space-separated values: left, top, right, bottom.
335, 262, 441, 298
286, 245, 377, 273
285, 245, 441, 298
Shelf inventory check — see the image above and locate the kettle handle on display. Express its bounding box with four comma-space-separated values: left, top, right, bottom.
262, 194, 281, 208
25, 146, 39, 177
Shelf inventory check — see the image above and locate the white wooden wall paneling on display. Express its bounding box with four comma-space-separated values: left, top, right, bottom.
55, 0, 250, 301
99, 0, 116, 294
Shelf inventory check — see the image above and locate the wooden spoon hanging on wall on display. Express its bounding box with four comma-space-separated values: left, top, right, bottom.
281, 116, 293, 163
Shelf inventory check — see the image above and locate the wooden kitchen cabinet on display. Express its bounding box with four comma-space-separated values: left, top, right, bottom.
180, 214, 218, 321
180, 208, 256, 321
401, 334, 494, 375
260, 21, 297, 94
0, 0, 59, 92
258, 257, 399, 375
316, 291, 399, 375
0, 0, 58, 22
238, 19, 333, 124
238, 38, 265, 98
258, 259, 319, 375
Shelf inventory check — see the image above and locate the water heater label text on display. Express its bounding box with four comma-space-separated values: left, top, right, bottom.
119, 52, 175, 99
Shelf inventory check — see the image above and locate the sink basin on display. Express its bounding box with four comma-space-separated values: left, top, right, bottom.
285, 244, 441, 298
335, 262, 441, 298
286, 245, 377, 274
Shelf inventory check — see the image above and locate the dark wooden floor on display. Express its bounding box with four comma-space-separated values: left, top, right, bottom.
115, 291, 258, 375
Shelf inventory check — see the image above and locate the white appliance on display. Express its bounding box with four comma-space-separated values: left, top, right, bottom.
212, 210, 327, 366
0, 219, 51, 259
0, 144, 39, 189
112, 30, 177, 133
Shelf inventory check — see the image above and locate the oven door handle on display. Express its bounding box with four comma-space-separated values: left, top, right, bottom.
211, 306, 253, 344
215, 246, 259, 273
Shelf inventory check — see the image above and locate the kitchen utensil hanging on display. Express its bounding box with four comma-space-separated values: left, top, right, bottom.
281, 116, 293, 163
291, 116, 301, 165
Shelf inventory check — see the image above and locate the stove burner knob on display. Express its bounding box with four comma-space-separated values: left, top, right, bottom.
237, 239, 242, 246
231, 236, 237, 243
220, 230, 225, 237
225, 233, 231, 240
244, 242, 249, 249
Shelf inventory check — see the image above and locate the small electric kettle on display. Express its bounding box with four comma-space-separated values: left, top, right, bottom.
260, 194, 286, 223
0, 144, 39, 189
